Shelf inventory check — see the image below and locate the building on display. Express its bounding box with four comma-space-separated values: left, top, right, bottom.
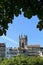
19, 35, 28, 54
39, 47, 43, 57
28, 45, 40, 56
6, 47, 19, 58
0, 35, 43, 58
19, 35, 43, 57
0, 43, 6, 57
19, 35, 28, 48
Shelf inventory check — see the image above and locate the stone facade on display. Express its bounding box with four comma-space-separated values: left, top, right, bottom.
19, 35, 28, 54
19, 35, 28, 48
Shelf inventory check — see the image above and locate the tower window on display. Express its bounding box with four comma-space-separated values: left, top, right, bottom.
22, 42, 24, 48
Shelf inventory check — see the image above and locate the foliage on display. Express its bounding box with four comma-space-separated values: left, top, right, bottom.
0, 55, 43, 65
0, 0, 43, 36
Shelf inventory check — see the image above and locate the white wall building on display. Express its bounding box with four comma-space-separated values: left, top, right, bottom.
6, 47, 19, 58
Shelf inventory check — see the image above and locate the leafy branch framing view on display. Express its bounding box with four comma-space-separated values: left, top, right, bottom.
0, 0, 43, 36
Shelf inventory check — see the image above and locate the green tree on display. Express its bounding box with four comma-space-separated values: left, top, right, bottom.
0, 56, 43, 65
0, 0, 43, 36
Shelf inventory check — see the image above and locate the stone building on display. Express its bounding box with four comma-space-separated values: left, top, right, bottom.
19, 35, 28, 54
19, 35, 43, 56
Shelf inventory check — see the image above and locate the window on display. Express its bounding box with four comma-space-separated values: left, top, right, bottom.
22, 42, 24, 48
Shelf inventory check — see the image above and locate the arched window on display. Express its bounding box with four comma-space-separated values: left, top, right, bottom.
22, 42, 24, 48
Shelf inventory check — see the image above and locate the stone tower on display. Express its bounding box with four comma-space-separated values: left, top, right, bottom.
19, 35, 28, 49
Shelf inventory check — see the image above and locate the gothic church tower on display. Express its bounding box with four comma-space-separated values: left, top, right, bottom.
19, 35, 28, 49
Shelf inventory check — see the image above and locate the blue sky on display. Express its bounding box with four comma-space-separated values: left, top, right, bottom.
0, 14, 43, 48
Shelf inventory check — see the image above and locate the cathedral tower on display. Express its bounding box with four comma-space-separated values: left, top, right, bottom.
19, 35, 28, 49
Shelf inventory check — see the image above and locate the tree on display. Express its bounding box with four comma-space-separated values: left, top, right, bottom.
0, 0, 43, 36
0, 55, 43, 65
